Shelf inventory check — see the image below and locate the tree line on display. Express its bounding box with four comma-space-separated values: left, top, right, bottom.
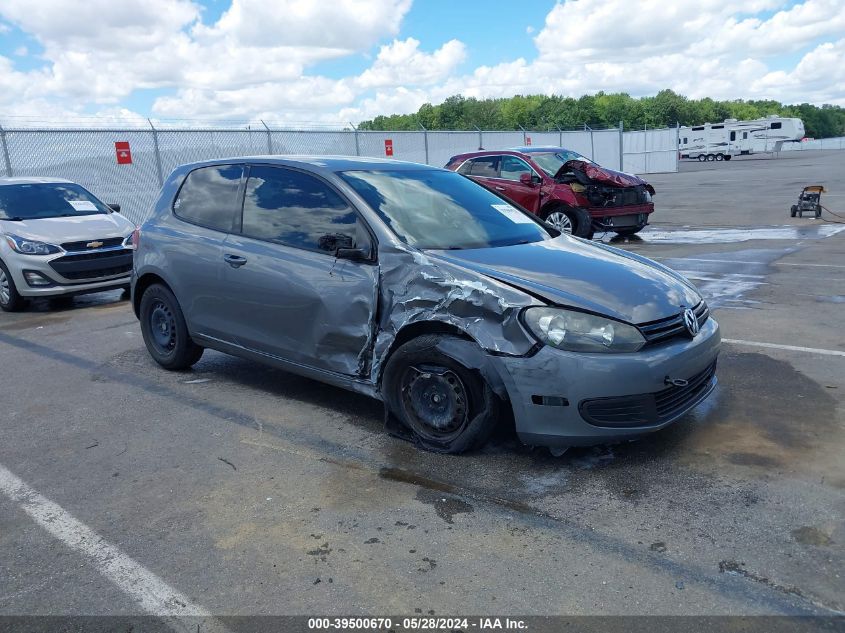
357, 90, 845, 139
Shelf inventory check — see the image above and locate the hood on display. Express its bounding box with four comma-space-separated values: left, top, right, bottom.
427, 236, 701, 325
0, 213, 135, 244
556, 159, 651, 190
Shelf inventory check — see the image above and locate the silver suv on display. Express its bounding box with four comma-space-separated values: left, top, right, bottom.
0, 177, 136, 311
133, 157, 719, 454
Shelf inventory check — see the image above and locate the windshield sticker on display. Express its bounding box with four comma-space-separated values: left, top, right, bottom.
68, 200, 98, 212
492, 204, 534, 224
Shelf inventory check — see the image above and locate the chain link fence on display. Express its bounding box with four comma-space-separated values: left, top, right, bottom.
0, 123, 679, 224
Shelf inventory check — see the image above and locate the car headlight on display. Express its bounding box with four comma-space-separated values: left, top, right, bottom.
643, 190, 652, 202
4, 234, 62, 255
523, 307, 646, 353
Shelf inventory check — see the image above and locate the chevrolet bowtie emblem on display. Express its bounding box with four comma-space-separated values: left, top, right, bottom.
86, 241, 104, 249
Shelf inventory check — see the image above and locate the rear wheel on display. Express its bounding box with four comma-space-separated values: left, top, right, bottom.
715, 153, 724, 161
706, 154, 716, 161
382, 335, 499, 454
543, 206, 594, 239
697, 155, 706, 162
790, 205, 798, 218
139, 283, 203, 369
0, 261, 25, 312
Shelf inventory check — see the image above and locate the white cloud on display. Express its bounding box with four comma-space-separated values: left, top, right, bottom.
13, 46, 27, 56
0, 0, 844, 125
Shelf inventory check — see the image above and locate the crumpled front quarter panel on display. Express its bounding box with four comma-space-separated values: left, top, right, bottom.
370, 245, 541, 384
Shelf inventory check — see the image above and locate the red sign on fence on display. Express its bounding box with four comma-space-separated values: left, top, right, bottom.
525, 136, 532, 146
384, 139, 394, 157
115, 141, 132, 165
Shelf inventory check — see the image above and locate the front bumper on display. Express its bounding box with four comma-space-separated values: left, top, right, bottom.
3, 247, 132, 298
489, 317, 720, 447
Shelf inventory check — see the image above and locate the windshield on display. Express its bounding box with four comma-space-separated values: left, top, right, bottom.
531, 151, 593, 177
0, 183, 111, 221
340, 169, 551, 250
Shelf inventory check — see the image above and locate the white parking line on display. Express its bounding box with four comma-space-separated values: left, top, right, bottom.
723, 338, 845, 357
664, 257, 845, 269
0, 462, 224, 632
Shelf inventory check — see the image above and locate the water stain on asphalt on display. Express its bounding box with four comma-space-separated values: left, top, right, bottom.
639, 224, 845, 244
791, 526, 834, 547
414, 488, 474, 525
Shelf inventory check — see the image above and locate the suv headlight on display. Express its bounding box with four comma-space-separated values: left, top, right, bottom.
523, 307, 645, 353
4, 234, 62, 255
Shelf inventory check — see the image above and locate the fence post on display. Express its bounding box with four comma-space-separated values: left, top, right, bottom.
419, 123, 429, 165
261, 119, 274, 154
556, 125, 563, 147
147, 119, 164, 187
586, 124, 595, 161
519, 125, 527, 145
0, 124, 12, 178
350, 122, 360, 156
644, 123, 648, 174
474, 126, 483, 150
619, 120, 624, 172
675, 121, 680, 173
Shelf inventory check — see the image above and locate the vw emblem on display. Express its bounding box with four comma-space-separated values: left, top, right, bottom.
683, 308, 700, 337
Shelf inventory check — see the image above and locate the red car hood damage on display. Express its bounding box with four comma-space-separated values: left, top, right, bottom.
557, 160, 654, 192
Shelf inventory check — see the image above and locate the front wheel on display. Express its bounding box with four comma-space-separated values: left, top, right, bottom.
382, 335, 500, 454
543, 206, 594, 239
139, 283, 204, 369
0, 261, 26, 312
724, 155, 732, 161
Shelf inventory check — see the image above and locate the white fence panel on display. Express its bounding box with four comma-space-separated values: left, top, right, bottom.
623, 128, 678, 174
592, 129, 622, 170
357, 131, 427, 164
428, 131, 481, 167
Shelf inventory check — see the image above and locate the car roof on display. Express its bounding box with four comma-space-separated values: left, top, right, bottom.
0, 176, 76, 186
509, 146, 573, 153
177, 155, 441, 173
447, 147, 577, 163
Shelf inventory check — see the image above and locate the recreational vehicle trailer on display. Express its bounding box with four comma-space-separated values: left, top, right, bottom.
679, 116, 805, 161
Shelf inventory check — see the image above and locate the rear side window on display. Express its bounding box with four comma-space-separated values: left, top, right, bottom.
460, 156, 499, 177
241, 166, 359, 254
770, 122, 782, 129
173, 165, 243, 232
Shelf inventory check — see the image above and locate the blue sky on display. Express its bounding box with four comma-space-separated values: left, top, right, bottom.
0, 0, 843, 125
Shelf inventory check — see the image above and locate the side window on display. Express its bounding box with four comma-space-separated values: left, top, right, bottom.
241, 166, 359, 254
770, 122, 782, 129
173, 165, 243, 232
730, 131, 736, 141
500, 156, 533, 181
467, 156, 499, 177
743, 132, 748, 139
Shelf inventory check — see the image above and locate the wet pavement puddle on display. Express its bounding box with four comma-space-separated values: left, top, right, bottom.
636, 224, 845, 243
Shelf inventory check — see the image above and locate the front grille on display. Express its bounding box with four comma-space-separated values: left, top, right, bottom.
638, 301, 709, 345
579, 360, 717, 428
49, 249, 133, 281
61, 236, 124, 251
586, 184, 649, 208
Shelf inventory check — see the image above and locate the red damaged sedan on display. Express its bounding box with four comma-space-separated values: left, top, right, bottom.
445, 147, 655, 238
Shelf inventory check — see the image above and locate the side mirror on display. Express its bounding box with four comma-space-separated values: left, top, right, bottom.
108, 203, 121, 213
336, 247, 370, 262
519, 173, 542, 186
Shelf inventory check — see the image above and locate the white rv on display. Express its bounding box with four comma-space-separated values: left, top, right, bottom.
679, 116, 805, 161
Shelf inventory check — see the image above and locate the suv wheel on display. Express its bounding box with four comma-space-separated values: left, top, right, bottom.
543, 206, 594, 239
139, 283, 204, 369
0, 261, 25, 312
382, 335, 499, 454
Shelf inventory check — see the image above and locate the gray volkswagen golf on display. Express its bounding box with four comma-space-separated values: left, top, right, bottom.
132, 157, 720, 454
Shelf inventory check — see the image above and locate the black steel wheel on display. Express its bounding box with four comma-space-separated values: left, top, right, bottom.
139, 283, 203, 370
382, 334, 500, 454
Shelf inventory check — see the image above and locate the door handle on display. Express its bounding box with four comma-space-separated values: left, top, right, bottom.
495, 186, 506, 191
223, 254, 247, 268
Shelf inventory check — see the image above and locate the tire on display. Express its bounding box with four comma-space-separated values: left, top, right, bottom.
382, 334, 500, 454
0, 260, 26, 312
543, 206, 594, 239
724, 155, 732, 161
715, 153, 724, 161
697, 155, 706, 162
614, 225, 645, 237
706, 154, 716, 161
790, 205, 797, 218
139, 283, 203, 370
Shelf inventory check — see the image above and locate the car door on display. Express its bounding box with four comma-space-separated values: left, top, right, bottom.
167, 163, 244, 341
219, 164, 378, 376
495, 155, 542, 212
